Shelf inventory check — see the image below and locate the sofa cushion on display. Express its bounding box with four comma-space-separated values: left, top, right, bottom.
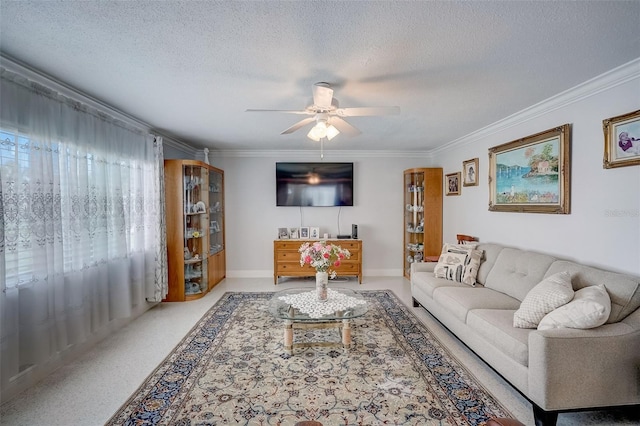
433, 287, 521, 323
538, 284, 611, 330
475, 243, 504, 286
411, 272, 467, 298
467, 309, 531, 366
513, 271, 574, 328
485, 247, 557, 301
434, 244, 483, 286
545, 260, 640, 323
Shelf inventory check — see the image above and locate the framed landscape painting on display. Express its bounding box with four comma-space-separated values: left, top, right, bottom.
603, 109, 640, 169
488, 124, 571, 214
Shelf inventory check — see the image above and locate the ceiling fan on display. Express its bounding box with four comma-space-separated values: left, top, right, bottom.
246, 82, 400, 142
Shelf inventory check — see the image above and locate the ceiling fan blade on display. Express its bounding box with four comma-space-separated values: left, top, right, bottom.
246, 109, 312, 115
330, 117, 361, 137
312, 82, 334, 109
335, 106, 400, 117
281, 117, 316, 134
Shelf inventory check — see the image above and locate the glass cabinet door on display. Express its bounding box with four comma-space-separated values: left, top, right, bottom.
209, 169, 224, 255
183, 164, 208, 295
404, 171, 425, 277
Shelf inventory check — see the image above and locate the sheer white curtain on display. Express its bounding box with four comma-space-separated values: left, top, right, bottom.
0, 67, 167, 397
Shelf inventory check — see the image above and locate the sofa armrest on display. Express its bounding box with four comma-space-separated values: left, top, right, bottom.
528, 313, 640, 411
411, 261, 436, 274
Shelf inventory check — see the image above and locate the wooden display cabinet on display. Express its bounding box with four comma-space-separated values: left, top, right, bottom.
404, 168, 442, 279
164, 159, 225, 301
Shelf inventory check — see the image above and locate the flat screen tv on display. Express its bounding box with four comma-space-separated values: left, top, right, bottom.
276, 162, 354, 207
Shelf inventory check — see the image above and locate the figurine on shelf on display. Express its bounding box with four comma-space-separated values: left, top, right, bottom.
184, 247, 192, 260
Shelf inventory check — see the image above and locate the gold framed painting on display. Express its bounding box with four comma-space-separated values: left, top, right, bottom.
445, 172, 461, 196
603, 109, 640, 169
488, 124, 571, 214
462, 158, 479, 186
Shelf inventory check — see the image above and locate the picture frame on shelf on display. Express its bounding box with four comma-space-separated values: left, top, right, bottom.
445, 172, 461, 196
278, 227, 289, 239
603, 109, 640, 169
300, 227, 309, 239
488, 123, 571, 214
289, 227, 300, 239
309, 227, 320, 239
462, 158, 479, 186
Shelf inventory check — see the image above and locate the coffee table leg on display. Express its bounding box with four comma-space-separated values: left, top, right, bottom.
342, 319, 351, 348
284, 320, 293, 352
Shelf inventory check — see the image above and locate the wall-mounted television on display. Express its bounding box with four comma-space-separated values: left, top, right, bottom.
276, 162, 354, 207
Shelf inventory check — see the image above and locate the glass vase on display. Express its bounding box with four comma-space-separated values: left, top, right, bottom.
316, 271, 328, 301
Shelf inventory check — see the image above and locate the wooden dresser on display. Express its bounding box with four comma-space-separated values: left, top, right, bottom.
273, 239, 362, 284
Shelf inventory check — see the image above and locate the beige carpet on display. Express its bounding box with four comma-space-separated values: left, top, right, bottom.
107, 290, 512, 425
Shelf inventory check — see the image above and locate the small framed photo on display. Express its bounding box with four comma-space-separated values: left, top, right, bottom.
289, 227, 299, 239
278, 227, 289, 239
462, 158, 479, 187
445, 172, 461, 196
309, 227, 320, 239
603, 109, 640, 169
300, 227, 309, 239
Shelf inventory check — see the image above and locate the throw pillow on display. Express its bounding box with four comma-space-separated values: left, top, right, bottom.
537, 284, 611, 330
434, 244, 483, 286
513, 271, 574, 328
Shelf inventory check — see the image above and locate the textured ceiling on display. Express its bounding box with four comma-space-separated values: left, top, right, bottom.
1, 1, 639, 152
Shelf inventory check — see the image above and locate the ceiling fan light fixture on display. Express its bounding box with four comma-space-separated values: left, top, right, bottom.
307, 127, 321, 142
325, 124, 339, 140
307, 120, 329, 141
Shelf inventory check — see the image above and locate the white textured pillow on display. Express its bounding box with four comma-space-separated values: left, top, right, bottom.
513, 271, 574, 328
433, 244, 483, 286
538, 285, 611, 330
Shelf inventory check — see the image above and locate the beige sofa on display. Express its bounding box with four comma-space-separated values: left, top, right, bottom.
410, 243, 640, 426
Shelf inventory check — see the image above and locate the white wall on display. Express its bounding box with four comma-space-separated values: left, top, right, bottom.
434, 67, 640, 276
204, 61, 640, 279
212, 153, 432, 278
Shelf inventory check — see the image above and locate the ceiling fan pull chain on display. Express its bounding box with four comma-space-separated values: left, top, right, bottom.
320, 138, 324, 159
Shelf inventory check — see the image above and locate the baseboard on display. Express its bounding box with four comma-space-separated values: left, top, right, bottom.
226, 269, 403, 278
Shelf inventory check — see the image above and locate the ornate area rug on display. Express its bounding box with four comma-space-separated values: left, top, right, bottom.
107, 291, 512, 425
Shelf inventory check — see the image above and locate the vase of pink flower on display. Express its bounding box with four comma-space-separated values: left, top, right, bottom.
299, 240, 351, 301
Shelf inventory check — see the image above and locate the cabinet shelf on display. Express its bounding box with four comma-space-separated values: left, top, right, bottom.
403, 168, 442, 280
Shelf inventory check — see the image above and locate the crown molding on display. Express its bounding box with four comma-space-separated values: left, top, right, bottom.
429, 57, 640, 155
213, 149, 432, 158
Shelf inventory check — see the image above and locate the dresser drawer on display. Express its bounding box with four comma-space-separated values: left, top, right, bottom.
334, 263, 359, 273
276, 262, 312, 274
277, 251, 302, 262
274, 241, 306, 251
334, 241, 360, 251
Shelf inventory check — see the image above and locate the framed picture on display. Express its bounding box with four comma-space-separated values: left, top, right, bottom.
462, 158, 479, 186
300, 227, 309, 239
603, 109, 640, 169
289, 227, 299, 239
309, 227, 320, 239
278, 228, 289, 239
489, 124, 570, 214
445, 172, 461, 196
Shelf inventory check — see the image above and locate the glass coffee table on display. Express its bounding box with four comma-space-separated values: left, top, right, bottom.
268, 287, 368, 353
